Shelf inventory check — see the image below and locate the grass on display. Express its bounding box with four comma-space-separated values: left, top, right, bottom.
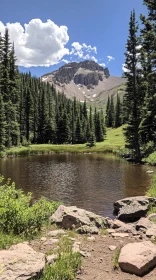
112, 248, 121, 269
0, 231, 25, 249
143, 151, 156, 165
3, 126, 125, 157
146, 176, 156, 198
41, 236, 81, 280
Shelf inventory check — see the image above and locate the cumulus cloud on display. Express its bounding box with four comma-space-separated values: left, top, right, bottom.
99, 63, 106, 67
70, 42, 97, 61
0, 19, 69, 67
107, 55, 115, 62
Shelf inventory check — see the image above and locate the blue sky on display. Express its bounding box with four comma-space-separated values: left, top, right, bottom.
0, 0, 147, 77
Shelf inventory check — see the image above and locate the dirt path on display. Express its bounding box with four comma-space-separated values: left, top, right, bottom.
77, 234, 156, 280
30, 229, 156, 280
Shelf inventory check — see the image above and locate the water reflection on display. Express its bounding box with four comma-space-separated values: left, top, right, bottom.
0, 153, 154, 217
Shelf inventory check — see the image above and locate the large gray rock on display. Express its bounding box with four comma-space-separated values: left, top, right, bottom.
50, 205, 111, 231
114, 196, 156, 222
0, 243, 45, 280
146, 224, 156, 238
136, 217, 153, 232
119, 241, 156, 276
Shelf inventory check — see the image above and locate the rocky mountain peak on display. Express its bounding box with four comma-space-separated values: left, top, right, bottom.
42, 60, 110, 86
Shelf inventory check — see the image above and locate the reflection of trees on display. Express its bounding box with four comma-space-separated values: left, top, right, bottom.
121, 164, 152, 197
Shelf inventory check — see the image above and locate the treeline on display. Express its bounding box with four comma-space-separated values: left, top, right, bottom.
105, 94, 123, 128
123, 0, 156, 162
0, 29, 106, 151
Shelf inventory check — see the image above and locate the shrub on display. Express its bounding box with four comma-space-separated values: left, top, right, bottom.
0, 175, 60, 237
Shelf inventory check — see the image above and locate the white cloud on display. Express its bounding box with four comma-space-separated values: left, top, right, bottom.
70, 41, 97, 61
62, 59, 70, 64
0, 19, 69, 67
99, 63, 106, 67
107, 55, 115, 62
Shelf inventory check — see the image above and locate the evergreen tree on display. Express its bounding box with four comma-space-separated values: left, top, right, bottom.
139, 0, 156, 146
123, 10, 142, 162
0, 93, 6, 151
115, 94, 122, 127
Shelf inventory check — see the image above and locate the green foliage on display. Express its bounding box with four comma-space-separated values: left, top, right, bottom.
41, 237, 81, 280
143, 151, 156, 165
146, 176, 156, 198
0, 175, 60, 237
0, 231, 24, 249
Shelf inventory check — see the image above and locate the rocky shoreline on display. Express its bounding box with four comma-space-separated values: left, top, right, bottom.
0, 196, 156, 279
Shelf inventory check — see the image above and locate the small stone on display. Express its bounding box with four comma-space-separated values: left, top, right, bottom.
47, 229, 66, 237
107, 229, 116, 234
112, 233, 129, 238
72, 242, 81, 253
46, 254, 58, 264
80, 251, 91, 258
109, 245, 117, 251
41, 237, 47, 242
87, 236, 95, 241
47, 238, 59, 245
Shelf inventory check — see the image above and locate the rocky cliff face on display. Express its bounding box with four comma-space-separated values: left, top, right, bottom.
41, 60, 126, 104
42, 60, 110, 86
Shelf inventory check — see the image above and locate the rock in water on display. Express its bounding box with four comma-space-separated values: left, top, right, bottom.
0, 243, 45, 280
49, 205, 111, 231
119, 241, 156, 276
114, 196, 156, 222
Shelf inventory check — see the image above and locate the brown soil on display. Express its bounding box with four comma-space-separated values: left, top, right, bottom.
30, 228, 156, 280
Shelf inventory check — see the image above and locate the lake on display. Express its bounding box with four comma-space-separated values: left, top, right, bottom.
0, 153, 155, 217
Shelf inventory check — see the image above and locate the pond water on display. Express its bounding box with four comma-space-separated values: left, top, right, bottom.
0, 153, 155, 217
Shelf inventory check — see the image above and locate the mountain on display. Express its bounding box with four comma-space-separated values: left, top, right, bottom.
41, 60, 126, 107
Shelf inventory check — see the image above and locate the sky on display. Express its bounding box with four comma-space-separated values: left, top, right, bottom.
0, 0, 147, 77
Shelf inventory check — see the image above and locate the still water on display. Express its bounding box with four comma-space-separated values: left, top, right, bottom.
0, 153, 155, 217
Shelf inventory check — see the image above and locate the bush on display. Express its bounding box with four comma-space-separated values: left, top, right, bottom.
143, 151, 156, 165
0, 175, 60, 237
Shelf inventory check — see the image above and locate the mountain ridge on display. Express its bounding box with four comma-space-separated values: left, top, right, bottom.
41, 60, 126, 106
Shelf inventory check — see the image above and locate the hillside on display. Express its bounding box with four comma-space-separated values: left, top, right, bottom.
41, 60, 126, 107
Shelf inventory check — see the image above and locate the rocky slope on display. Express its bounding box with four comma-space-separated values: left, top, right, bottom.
41, 60, 126, 105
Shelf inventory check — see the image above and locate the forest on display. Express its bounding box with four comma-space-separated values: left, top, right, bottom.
0, 0, 155, 163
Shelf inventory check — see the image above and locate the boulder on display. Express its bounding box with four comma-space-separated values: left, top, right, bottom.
0, 243, 45, 280
119, 241, 156, 276
76, 225, 99, 234
136, 217, 153, 232
50, 205, 110, 231
146, 224, 156, 238
114, 196, 156, 222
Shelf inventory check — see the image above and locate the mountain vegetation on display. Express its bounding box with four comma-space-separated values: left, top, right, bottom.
123, 0, 156, 162
0, 30, 106, 151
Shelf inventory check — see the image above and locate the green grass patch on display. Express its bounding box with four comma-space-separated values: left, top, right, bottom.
0, 231, 25, 249
41, 237, 81, 280
113, 248, 121, 269
146, 176, 156, 198
143, 151, 156, 165
4, 126, 125, 157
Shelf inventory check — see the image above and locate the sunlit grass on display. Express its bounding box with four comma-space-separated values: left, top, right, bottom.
5, 126, 125, 157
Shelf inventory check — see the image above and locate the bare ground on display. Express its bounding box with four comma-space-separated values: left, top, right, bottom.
30, 228, 156, 280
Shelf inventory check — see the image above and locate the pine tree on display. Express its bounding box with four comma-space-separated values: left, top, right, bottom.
139, 0, 156, 146
123, 10, 142, 162
0, 93, 6, 151
115, 94, 122, 127
105, 96, 114, 127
